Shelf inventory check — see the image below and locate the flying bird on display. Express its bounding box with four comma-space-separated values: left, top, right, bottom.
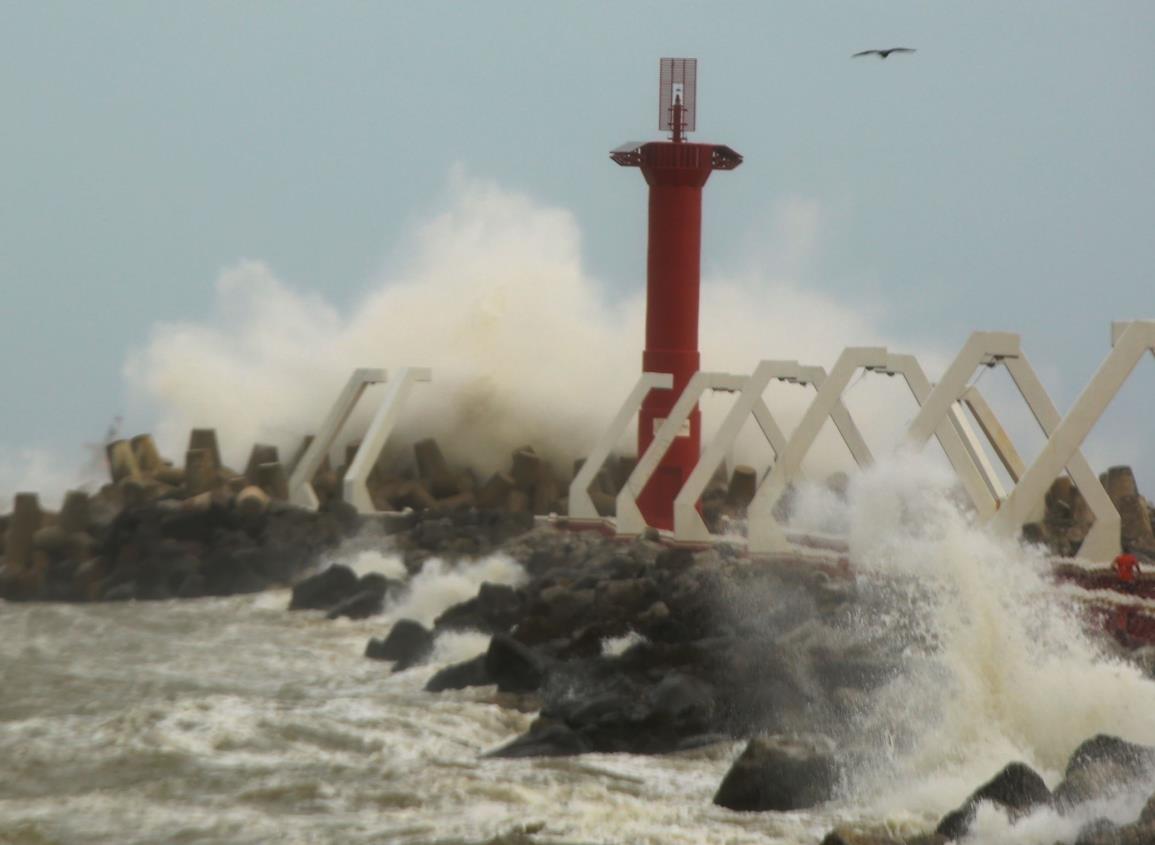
852, 47, 916, 59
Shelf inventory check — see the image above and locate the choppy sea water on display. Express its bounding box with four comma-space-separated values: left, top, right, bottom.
0, 591, 858, 845
5, 459, 1155, 845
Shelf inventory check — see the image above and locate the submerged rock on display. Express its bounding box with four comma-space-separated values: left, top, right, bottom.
935, 762, 1051, 840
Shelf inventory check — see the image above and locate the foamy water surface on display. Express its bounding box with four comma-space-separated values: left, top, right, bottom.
3, 462, 1155, 844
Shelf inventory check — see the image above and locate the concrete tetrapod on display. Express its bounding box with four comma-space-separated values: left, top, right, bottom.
991, 321, 1155, 560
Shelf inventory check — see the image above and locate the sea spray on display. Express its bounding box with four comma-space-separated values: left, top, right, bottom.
380, 554, 527, 629
122, 171, 904, 483
826, 453, 1155, 832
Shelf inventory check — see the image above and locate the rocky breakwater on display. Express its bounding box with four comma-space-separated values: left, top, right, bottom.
326, 516, 898, 788
0, 429, 359, 602
0, 421, 766, 604
287, 506, 1155, 845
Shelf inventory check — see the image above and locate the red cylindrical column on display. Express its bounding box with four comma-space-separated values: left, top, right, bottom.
636, 143, 715, 529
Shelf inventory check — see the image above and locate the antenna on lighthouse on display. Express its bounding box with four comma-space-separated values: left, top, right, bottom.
659, 58, 696, 142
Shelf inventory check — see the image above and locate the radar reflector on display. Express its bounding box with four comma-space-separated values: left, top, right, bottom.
659, 58, 696, 135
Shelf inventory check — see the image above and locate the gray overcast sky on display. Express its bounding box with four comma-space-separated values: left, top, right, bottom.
2, 2, 1154, 493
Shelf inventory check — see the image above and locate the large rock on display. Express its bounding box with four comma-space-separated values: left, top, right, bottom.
935, 762, 1050, 839
366, 618, 434, 667
425, 654, 491, 692
1052, 735, 1155, 808
487, 719, 591, 758
435, 582, 526, 634
325, 573, 393, 620
713, 733, 839, 812
288, 564, 360, 611
484, 633, 549, 693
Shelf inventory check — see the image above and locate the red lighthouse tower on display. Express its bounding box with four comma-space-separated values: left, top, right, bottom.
612, 58, 742, 529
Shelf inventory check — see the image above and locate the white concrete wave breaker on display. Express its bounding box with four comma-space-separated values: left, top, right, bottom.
572, 321, 1153, 563
288, 367, 431, 512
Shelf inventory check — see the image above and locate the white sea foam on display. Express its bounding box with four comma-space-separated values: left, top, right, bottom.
833, 453, 1155, 829
602, 630, 647, 657
383, 553, 527, 628
342, 549, 408, 581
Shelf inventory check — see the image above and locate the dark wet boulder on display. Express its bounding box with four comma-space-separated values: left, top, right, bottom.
485, 633, 549, 693
434, 582, 526, 634
326, 574, 395, 620
1053, 735, 1155, 808
935, 762, 1050, 840
713, 733, 839, 812
487, 719, 591, 758
366, 619, 434, 666
425, 654, 491, 692
507, 668, 716, 757
288, 564, 360, 611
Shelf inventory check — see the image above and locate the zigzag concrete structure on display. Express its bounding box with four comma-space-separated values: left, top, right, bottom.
615, 370, 751, 537
746, 347, 890, 554
569, 372, 673, 521
293, 323, 1150, 563
991, 321, 1155, 554
670, 360, 802, 544
288, 367, 431, 511
341, 367, 432, 513
739, 346, 1009, 554
571, 322, 1150, 562
904, 332, 1120, 561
